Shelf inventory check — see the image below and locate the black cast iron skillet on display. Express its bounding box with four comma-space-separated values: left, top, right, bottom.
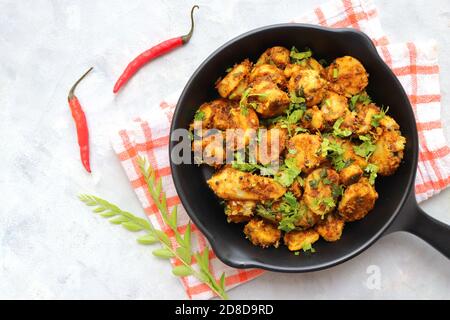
169, 24, 450, 272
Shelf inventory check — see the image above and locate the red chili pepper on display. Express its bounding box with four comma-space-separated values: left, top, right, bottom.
113, 5, 199, 94
68, 67, 93, 173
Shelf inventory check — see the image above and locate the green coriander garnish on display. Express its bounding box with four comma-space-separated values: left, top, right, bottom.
353, 135, 376, 160
365, 163, 379, 185
194, 110, 205, 121
371, 106, 389, 127
332, 118, 352, 138
333, 68, 339, 78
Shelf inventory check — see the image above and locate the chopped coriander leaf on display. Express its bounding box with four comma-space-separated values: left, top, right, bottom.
309, 179, 319, 189
319, 137, 351, 171
194, 110, 205, 121
333, 68, 339, 78
259, 165, 277, 176
290, 46, 313, 63
349, 93, 372, 111
371, 106, 389, 127
289, 91, 306, 104
320, 168, 328, 179
323, 178, 332, 185
241, 105, 249, 116
225, 67, 233, 73
332, 184, 344, 198
255, 204, 277, 222
365, 163, 378, 185
302, 242, 316, 253
353, 135, 376, 160
274, 158, 301, 187
288, 148, 297, 154
321, 197, 336, 209
325, 99, 331, 106
277, 192, 306, 232
349, 95, 360, 111
294, 251, 300, 256
332, 118, 352, 138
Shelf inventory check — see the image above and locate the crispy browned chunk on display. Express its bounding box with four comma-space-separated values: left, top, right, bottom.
355, 102, 381, 135
315, 213, 345, 242
338, 178, 378, 221
286, 134, 325, 172
192, 129, 224, 167
248, 78, 290, 118
320, 91, 349, 124
303, 168, 340, 216
369, 130, 406, 176
288, 69, 327, 107
207, 167, 286, 201
284, 229, 319, 251
295, 201, 320, 229
207, 99, 258, 131
325, 56, 368, 97
332, 137, 367, 169
256, 127, 288, 165
225, 200, 256, 223
284, 58, 324, 78
216, 59, 252, 98
244, 218, 281, 248
256, 46, 290, 69
301, 106, 324, 132
249, 64, 287, 89
339, 164, 363, 186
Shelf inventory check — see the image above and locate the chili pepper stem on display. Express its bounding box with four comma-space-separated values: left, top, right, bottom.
181, 5, 199, 44
68, 67, 93, 101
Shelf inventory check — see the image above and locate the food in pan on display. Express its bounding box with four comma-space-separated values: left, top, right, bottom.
189, 46, 406, 253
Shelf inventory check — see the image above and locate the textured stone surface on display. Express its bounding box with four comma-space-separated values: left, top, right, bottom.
0, 0, 449, 299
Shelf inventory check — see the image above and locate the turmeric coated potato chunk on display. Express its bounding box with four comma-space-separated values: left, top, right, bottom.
369, 130, 406, 176
216, 59, 252, 98
355, 102, 381, 135
315, 213, 345, 242
320, 91, 349, 124
244, 218, 281, 248
192, 129, 224, 167
209, 99, 259, 131
248, 78, 290, 118
288, 69, 327, 107
284, 58, 324, 78
339, 163, 363, 186
249, 64, 287, 89
225, 200, 256, 223
303, 168, 340, 217
256, 46, 290, 70
338, 178, 378, 221
294, 201, 320, 229
301, 106, 324, 132
256, 127, 288, 165
284, 229, 320, 251
207, 167, 286, 201
285, 133, 325, 172
325, 56, 369, 97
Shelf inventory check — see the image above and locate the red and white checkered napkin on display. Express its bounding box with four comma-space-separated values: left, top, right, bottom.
111, 0, 450, 299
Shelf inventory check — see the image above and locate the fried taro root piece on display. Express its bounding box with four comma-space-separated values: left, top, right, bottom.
207, 167, 286, 201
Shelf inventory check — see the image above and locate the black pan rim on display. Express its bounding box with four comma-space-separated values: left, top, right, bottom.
169, 23, 419, 272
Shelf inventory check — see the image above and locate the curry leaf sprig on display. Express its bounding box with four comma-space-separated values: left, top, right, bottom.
79, 157, 229, 300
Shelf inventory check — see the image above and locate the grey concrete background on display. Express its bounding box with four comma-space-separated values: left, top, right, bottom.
1, 0, 449, 299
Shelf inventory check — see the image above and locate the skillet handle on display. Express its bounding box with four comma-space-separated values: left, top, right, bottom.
385, 188, 450, 259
